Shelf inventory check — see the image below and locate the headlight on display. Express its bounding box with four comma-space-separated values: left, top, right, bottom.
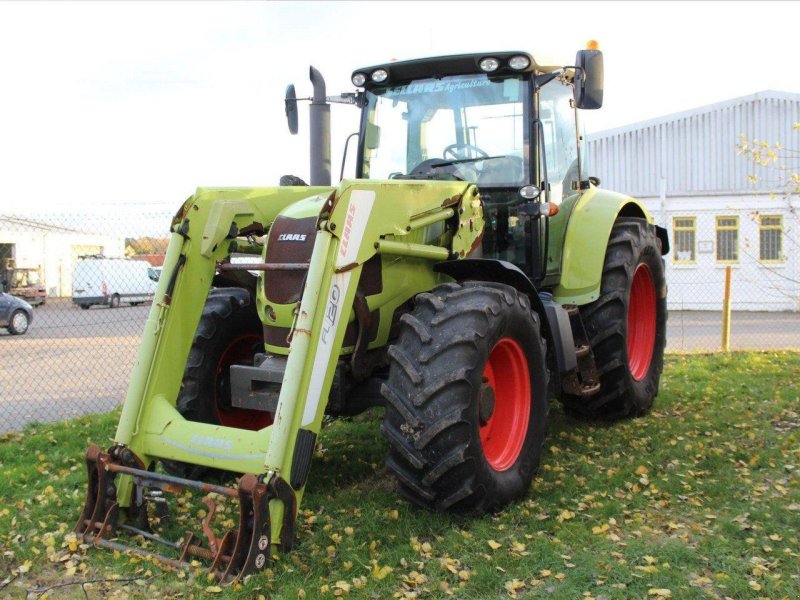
479, 57, 500, 72
371, 69, 388, 83
351, 73, 366, 87
519, 185, 541, 200
508, 55, 531, 70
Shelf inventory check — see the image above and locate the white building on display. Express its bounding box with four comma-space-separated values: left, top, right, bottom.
586, 90, 800, 312
0, 216, 125, 297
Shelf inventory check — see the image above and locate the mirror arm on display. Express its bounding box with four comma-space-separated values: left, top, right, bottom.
326, 93, 358, 105
534, 72, 560, 90
286, 93, 360, 105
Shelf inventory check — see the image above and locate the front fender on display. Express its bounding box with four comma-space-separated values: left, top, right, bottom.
553, 188, 652, 305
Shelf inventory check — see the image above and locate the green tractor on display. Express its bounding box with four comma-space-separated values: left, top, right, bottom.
77, 48, 668, 582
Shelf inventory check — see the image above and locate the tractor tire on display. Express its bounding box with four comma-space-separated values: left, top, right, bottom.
561, 217, 667, 419
381, 282, 549, 514
161, 287, 270, 479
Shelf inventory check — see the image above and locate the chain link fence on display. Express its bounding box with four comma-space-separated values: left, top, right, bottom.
1, 209, 171, 433
1, 208, 798, 433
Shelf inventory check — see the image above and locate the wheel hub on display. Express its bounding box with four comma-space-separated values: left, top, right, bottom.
479, 338, 531, 472
627, 263, 657, 381
215, 334, 273, 430
478, 380, 495, 426
12, 313, 27, 331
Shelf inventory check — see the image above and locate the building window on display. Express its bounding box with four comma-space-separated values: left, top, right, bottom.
716, 216, 738, 262
673, 217, 696, 263
759, 215, 783, 261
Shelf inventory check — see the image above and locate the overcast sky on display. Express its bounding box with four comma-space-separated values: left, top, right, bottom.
0, 1, 798, 214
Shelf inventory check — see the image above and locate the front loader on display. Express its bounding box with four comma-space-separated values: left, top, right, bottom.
77, 46, 669, 583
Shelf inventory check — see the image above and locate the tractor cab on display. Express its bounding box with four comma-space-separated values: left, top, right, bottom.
350, 50, 604, 282
285, 50, 603, 282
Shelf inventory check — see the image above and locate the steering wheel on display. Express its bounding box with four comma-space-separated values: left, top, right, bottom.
443, 143, 489, 161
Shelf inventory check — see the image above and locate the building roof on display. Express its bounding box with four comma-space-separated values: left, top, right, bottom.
0, 215, 83, 235
585, 90, 800, 198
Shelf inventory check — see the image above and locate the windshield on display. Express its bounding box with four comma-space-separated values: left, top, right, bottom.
362, 74, 527, 187
11, 270, 39, 287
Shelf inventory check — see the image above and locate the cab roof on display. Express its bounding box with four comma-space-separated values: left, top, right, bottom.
352, 51, 564, 89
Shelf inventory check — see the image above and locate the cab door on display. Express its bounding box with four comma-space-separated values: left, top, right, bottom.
536, 78, 582, 284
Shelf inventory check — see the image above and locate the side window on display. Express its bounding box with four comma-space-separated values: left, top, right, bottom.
365, 99, 409, 177
538, 81, 578, 197
715, 216, 739, 262
673, 217, 696, 263
759, 215, 783, 261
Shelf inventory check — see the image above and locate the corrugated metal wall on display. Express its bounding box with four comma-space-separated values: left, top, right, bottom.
585, 91, 800, 198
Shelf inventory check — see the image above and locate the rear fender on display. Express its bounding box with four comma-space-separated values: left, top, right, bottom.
554, 189, 659, 306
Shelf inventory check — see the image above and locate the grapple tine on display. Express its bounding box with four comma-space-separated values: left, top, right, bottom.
268, 475, 298, 552
76, 445, 299, 585
75, 444, 101, 536
76, 444, 119, 540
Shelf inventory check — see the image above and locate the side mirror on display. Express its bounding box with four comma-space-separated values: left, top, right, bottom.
574, 50, 603, 110
285, 84, 299, 134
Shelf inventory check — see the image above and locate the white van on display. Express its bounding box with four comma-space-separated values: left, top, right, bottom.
72, 257, 157, 309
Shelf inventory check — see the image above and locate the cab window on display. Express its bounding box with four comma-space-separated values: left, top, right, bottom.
538, 80, 579, 198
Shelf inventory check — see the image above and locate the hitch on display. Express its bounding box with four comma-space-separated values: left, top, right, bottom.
75, 445, 296, 583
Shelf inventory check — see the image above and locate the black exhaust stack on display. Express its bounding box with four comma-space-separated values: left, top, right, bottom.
309, 66, 331, 186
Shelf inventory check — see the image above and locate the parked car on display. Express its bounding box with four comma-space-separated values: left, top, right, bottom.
72, 257, 157, 309
0, 292, 33, 335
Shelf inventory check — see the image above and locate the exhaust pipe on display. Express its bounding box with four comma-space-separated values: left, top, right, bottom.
309, 66, 331, 186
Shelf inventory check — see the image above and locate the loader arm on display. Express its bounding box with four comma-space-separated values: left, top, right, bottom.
77, 179, 483, 582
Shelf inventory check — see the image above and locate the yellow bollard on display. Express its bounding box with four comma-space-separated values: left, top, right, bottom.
721, 266, 732, 352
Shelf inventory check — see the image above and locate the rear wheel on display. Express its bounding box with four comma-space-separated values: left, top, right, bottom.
561, 217, 667, 419
381, 282, 548, 513
161, 288, 270, 478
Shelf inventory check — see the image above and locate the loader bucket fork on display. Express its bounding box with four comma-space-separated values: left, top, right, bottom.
76, 444, 296, 582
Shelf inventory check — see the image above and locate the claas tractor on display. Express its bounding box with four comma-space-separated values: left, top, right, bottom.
77, 47, 668, 583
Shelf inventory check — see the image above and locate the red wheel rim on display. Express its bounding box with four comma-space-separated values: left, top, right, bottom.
479, 338, 531, 471
214, 334, 273, 430
627, 263, 657, 381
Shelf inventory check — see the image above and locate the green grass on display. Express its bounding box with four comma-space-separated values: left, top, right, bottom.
1, 352, 799, 599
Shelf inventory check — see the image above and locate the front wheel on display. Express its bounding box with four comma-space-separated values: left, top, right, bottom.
561, 217, 667, 419
162, 288, 271, 479
8, 310, 30, 335
381, 282, 549, 513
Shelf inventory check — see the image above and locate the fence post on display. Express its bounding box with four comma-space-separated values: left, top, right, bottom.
721, 265, 732, 352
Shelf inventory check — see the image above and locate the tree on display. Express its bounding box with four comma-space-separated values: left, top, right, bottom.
737, 124, 800, 302
124, 236, 169, 255
737, 123, 800, 202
